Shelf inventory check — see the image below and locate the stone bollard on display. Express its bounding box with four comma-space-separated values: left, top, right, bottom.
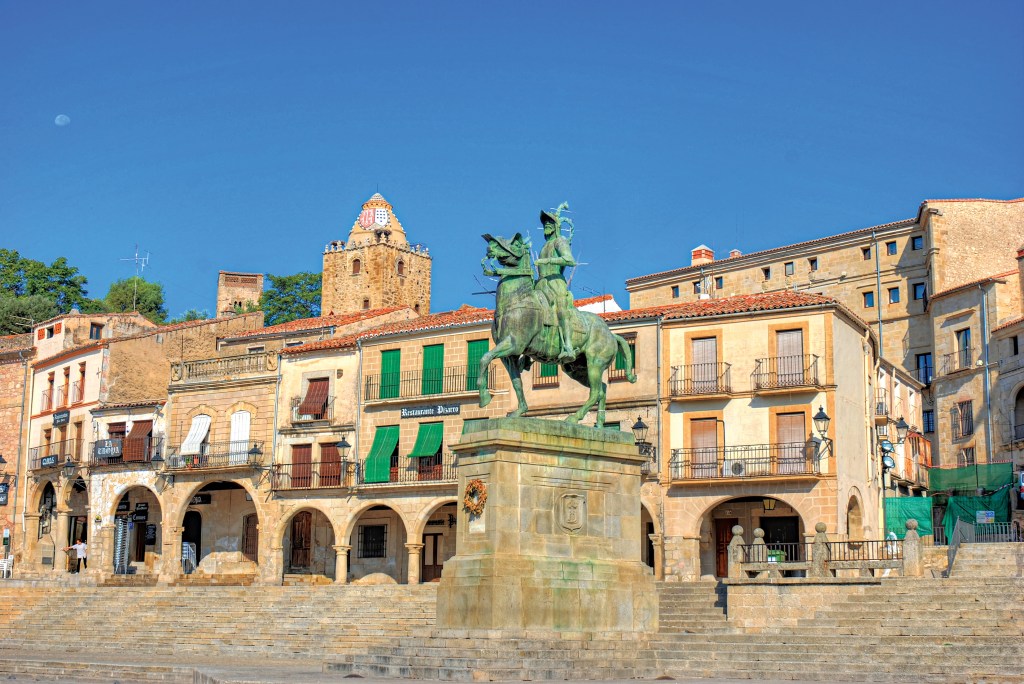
751, 528, 774, 578
727, 525, 746, 579
810, 522, 830, 578
902, 519, 923, 577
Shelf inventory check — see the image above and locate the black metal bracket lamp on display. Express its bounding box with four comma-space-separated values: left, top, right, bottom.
813, 406, 833, 460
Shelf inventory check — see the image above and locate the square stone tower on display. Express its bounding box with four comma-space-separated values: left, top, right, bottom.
321, 193, 431, 316
216, 271, 264, 317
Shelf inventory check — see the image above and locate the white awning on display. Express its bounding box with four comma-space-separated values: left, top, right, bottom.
179, 415, 211, 456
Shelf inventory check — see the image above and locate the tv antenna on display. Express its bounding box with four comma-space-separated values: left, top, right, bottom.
120, 244, 151, 311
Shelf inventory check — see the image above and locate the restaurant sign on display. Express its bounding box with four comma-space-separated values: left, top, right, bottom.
40, 454, 59, 468
52, 410, 70, 427
94, 439, 122, 458
400, 403, 460, 419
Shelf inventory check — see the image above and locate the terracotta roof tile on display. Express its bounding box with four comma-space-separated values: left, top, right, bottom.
573, 294, 614, 307
993, 316, 1024, 333
922, 197, 1024, 204
112, 313, 264, 343
930, 270, 1016, 301
96, 400, 166, 410
599, 291, 839, 323
233, 307, 408, 338
625, 218, 916, 286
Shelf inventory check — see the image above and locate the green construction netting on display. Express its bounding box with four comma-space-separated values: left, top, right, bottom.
928, 462, 1013, 492
941, 488, 1011, 542
884, 497, 934, 539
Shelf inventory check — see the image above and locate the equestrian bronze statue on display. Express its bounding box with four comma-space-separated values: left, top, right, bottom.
477, 203, 636, 427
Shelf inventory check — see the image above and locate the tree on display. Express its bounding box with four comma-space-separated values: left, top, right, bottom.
168, 308, 210, 324
0, 294, 59, 335
0, 249, 91, 311
260, 272, 321, 325
103, 277, 168, 324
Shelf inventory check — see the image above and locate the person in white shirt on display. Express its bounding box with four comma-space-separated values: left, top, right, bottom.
64, 539, 88, 573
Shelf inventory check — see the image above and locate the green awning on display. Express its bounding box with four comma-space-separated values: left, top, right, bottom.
408, 422, 444, 458
364, 426, 399, 483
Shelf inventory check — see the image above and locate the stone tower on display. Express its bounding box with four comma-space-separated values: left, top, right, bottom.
216, 271, 264, 317
321, 193, 432, 315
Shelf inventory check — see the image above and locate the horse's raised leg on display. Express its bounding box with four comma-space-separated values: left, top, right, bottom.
567, 359, 608, 424
479, 336, 517, 408
504, 356, 529, 417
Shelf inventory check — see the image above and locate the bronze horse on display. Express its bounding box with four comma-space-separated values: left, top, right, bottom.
477, 233, 636, 427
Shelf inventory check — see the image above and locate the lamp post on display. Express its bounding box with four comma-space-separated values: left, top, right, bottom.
813, 406, 832, 460
61, 456, 75, 482
631, 416, 656, 475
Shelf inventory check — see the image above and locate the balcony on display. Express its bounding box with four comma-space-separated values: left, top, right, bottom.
29, 439, 83, 470
940, 348, 976, 375
290, 396, 334, 424
875, 389, 888, 417
170, 352, 277, 384
363, 365, 495, 402
272, 460, 352, 490
913, 365, 933, 385
670, 362, 732, 397
69, 381, 83, 404
751, 354, 820, 392
40, 388, 53, 413
166, 440, 265, 471
669, 443, 822, 482
355, 453, 458, 487
90, 437, 162, 467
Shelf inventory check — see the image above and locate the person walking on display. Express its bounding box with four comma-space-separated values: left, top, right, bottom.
64, 538, 88, 573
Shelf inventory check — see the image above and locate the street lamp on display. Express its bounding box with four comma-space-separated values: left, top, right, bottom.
813, 407, 833, 460
61, 457, 75, 481
894, 416, 910, 444
337, 435, 352, 460
631, 416, 653, 457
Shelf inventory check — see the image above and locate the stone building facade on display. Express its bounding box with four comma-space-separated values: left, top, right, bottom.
0, 334, 33, 551
321, 193, 431, 316
216, 271, 264, 317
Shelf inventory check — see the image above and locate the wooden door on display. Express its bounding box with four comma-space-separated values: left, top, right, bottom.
242, 514, 258, 564
776, 329, 804, 385
776, 412, 806, 474
691, 337, 717, 392
133, 520, 148, 563
691, 418, 718, 478
715, 517, 738, 578
421, 533, 443, 582
292, 445, 312, 488
290, 511, 312, 570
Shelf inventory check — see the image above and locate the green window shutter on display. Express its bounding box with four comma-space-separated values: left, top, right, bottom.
364, 426, 399, 483
408, 422, 444, 458
615, 340, 636, 371
421, 344, 444, 395
466, 339, 489, 391
540, 362, 559, 378
380, 350, 401, 399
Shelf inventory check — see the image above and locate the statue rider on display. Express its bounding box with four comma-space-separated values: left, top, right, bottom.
534, 207, 577, 362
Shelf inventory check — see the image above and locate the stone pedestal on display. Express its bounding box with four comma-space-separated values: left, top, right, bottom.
436, 417, 658, 632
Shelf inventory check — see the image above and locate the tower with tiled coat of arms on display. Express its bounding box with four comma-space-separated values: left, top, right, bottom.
321, 193, 432, 316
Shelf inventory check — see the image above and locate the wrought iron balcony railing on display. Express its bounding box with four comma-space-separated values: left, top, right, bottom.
69, 380, 83, 404
752, 354, 820, 390
272, 460, 351, 490
669, 442, 822, 481
670, 362, 732, 396
166, 440, 265, 470
40, 388, 53, 412
29, 439, 82, 470
875, 389, 888, 416
363, 365, 495, 401
290, 396, 334, 423
940, 347, 975, 375
913, 365, 933, 385
355, 452, 458, 487
170, 352, 277, 384
90, 437, 162, 466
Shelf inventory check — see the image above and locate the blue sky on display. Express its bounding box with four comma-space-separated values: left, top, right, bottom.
2, 1, 1022, 318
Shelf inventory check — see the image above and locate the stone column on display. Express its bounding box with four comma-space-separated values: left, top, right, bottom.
22, 513, 40, 571
333, 544, 351, 584
405, 542, 424, 585
727, 525, 745, 579
751, 528, 775, 579
648, 533, 665, 580
89, 522, 114, 579
810, 522, 830, 578
54, 511, 71, 572
260, 545, 284, 586
158, 524, 183, 584
902, 519, 922, 577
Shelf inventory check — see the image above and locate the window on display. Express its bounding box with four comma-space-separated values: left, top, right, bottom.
358, 524, 387, 558
179, 414, 212, 458
89, 323, 103, 340
958, 400, 974, 438
397, 260, 405, 277
535, 361, 559, 387
1011, 336, 1020, 357
421, 343, 444, 395
808, 257, 818, 271
466, 339, 489, 391
45, 326, 55, 339
284, 341, 303, 348
228, 410, 252, 464
912, 283, 926, 301
247, 345, 265, 354
911, 235, 924, 250
692, 281, 701, 295
291, 444, 313, 488
762, 267, 771, 281
886, 241, 897, 256
379, 349, 401, 399
297, 377, 330, 419
958, 447, 976, 467
862, 247, 871, 260
364, 425, 399, 483
915, 353, 933, 384
362, 298, 370, 310
610, 333, 637, 382
352, 259, 361, 275
888, 287, 900, 304
409, 422, 444, 480
863, 291, 875, 308
784, 262, 794, 276
108, 422, 127, 441
714, 276, 723, 290
690, 418, 718, 478
671, 285, 680, 299
922, 410, 935, 434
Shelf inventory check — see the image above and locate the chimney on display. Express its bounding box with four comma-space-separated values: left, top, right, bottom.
691, 245, 714, 266
729, 249, 742, 259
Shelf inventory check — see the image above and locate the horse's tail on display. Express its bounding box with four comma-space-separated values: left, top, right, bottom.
613, 333, 637, 383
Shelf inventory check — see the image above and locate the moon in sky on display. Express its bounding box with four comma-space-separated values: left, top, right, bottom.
54, 114, 70, 126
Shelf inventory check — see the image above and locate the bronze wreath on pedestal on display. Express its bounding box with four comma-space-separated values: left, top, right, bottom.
463, 479, 487, 516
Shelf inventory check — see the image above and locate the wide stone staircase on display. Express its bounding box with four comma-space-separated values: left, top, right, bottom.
0, 576, 1022, 682
950, 542, 1024, 577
